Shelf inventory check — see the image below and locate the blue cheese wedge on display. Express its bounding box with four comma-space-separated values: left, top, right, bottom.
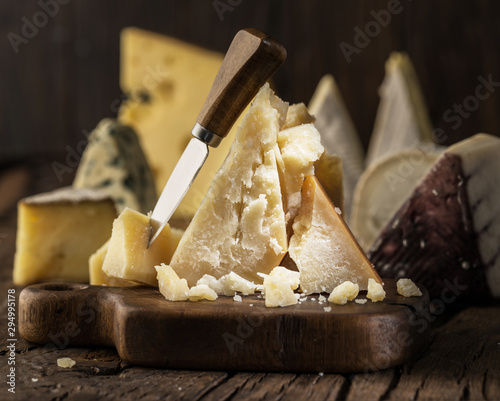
74, 118, 156, 214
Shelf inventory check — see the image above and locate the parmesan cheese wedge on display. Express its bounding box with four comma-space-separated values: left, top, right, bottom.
309, 75, 364, 219
169, 84, 289, 286
289, 176, 382, 294
365, 52, 434, 168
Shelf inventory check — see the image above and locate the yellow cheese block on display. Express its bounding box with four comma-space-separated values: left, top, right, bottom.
102, 208, 175, 286
289, 176, 382, 294
118, 27, 245, 224
170, 84, 289, 286
89, 240, 135, 287
13, 187, 117, 285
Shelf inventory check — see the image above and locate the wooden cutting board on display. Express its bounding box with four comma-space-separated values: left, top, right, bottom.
19, 278, 430, 373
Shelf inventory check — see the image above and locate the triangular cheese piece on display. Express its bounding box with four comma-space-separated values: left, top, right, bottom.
289, 176, 382, 294
365, 52, 434, 167
118, 28, 242, 224
170, 84, 288, 286
309, 75, 364, 219
351, 149, 439, 250
369, 134, 500, 299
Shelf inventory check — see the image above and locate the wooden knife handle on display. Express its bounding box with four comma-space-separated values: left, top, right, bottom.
196, 28, 286, 144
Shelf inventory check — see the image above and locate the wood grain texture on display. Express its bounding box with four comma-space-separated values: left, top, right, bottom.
2, 1, 500, 163
19, 279, 430, 373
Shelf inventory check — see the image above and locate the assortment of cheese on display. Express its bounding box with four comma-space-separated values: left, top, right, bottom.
19, 28, 500, 309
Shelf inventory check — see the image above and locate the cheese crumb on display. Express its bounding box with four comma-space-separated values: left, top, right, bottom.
367, 278, 386, 302
334, 207, 342, 215
323, 306, 332, 312
355, 298, 367, 304
155, 264, 189, 301
233, 294, 242, 302
31, 378, 38, 382
268, 266, 300, 290
57, 358, 76, 368
397, 278, 422, 297
263, 275, 298, 307
188, 284, 218, 301
218, 272, 257, 295
328, 281, 359, 305
196, 274, 224, 294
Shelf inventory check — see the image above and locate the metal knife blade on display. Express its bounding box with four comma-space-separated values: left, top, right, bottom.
148, 137, 208, 246
148, 28, 286, 247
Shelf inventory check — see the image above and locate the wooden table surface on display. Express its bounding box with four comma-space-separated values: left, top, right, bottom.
1, 160, 499, 401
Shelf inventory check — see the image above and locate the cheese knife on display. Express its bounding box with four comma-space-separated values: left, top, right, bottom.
148, 28, 286, 246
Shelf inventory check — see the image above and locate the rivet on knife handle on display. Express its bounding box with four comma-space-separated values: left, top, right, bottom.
148, 29, 286, 247
193, 28, 287, 147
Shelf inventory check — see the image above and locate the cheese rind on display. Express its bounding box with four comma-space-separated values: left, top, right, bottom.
169, 84, 288, 286
351, 149, 438, 250
74, 119, 156, 214
13, 187, 117, 285
369, 134, 500, 299
290, 176, 382, 294
102, 208, 174, 286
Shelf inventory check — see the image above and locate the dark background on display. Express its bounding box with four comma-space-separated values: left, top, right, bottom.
2, 0, 500, 163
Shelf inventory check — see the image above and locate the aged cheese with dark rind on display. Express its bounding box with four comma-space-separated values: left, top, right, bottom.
368, 134, 500, 299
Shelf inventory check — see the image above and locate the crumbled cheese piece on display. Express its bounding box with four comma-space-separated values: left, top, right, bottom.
318, 372, 324, 377
335, 207, 342, 215
218, 272, 257, 295
31, 378, 38, 382
367, 278, 386, 302
311, 298, 316, 301
57, 358, 76, 368
188, 284, 218, 302
323, 306, 332, 312
155, 264, 189, 301
268, 266, 300, 290
328, 281, 359, 305
233, 294, 242, 302
263, 275, 298, 307
318, 295, 327, 302
196, 274, 224, 294
355, 298, 367, 304
396, 278, 422, 297
249, 304, 253, 307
